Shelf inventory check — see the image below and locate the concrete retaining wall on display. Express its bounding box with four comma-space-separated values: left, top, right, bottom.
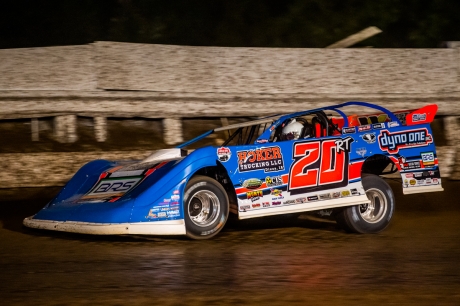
0, 41, 459, 186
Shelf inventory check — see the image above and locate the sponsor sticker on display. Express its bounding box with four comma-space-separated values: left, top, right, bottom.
410, 179, 417, 186
307, 195, 319, 201
272, 201, 282, 205
361, 133, 376, 144
378, 128, 433, 154
262, 202, 270, 207
332, 192, 341, 198
412, 113, 427, 122
405, 173, 414, 178
265, 175, 283, 187
217, 147, 231, 162
341, 190, 351, 197
270, 188, 282, 196
146, 210, 157, 219
372, 123, 385, 129
350, 188, 359, 195
283, 200, 296, 204
295, 197, 307, 204
398, 156, 421, 170
421, 152, 435, 166
81, 176, 143, 202
167, 210, 180, 216
356, 147, 367, 158
242, 178, 263, 189
342, 127, 356, 134
358, 124, 372, 132
240, 205, 251, 211
319, 193, 331, 200
247, 190, 263, 202
252, 203, 261, 208
237, 146, 284, 173
388, 121, 400, 127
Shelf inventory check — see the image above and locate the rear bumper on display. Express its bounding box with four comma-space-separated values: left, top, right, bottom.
23, 216, 186, 235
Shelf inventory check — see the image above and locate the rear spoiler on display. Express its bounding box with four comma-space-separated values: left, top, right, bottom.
405, 104, 438, 126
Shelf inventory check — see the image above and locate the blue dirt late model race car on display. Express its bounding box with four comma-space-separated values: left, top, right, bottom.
24, 101, 443, 239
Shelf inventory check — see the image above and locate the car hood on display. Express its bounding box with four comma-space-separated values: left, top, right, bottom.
32, 149, 188, 223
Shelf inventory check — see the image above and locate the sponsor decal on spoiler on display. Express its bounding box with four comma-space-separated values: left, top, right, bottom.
412, 113, 427, 122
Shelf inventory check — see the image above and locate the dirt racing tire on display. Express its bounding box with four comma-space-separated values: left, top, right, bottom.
335, 174, 394, 234
183, 175, 229, 239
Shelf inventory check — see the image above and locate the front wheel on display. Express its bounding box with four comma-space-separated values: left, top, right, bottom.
335, 174, 395, 233
183, 175, 229, 239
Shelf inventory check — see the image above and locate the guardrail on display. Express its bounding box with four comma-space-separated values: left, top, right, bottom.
0, 42, 459, 186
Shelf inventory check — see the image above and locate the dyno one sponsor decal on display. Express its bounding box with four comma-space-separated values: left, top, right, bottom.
378, 128, 433, 154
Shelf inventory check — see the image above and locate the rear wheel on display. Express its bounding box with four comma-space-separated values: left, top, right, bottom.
183, 175, 229, 239
335, 174, 394, 233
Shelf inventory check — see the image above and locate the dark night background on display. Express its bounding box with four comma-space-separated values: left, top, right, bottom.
0, 0, 459, 49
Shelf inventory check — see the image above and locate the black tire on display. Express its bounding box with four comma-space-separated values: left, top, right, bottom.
183, 175, 229, 239
335, 174, 395, 233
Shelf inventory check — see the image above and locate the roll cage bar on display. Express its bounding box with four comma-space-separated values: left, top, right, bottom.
177, 101, 401, 148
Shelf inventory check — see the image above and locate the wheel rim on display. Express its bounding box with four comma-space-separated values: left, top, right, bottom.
359, 188, 387, 223
187, 190, 220, 227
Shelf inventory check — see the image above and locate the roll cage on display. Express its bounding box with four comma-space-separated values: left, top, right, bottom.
177, 101, 402, 148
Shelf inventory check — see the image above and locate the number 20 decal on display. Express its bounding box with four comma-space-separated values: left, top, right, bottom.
288, 137, 353, 195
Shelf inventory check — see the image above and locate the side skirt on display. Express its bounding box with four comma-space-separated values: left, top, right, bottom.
238, 195, 370, 220
23, 217, 186, 235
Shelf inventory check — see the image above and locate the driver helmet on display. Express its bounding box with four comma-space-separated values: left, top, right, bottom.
281, 119, 304, 140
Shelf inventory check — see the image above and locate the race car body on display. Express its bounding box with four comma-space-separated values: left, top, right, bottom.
24, 101, 443, 239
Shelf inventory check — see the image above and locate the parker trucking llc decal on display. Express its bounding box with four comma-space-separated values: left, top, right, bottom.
378, 128, 433, 154
237, 146, 284, 173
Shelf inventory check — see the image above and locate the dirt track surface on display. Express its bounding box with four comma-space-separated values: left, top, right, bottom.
1, 180, 460, 305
